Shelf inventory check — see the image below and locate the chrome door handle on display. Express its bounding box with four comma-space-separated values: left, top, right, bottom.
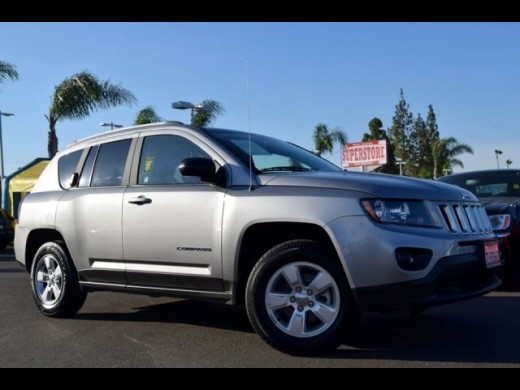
128, 196, 152, 205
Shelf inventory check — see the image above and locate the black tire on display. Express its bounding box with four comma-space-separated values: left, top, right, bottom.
30, 241, 87, 318
246, 239, 359, 355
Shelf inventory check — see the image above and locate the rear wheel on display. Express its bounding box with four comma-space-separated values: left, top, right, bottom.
30, 241, 87, 317
246, 240, 359, 355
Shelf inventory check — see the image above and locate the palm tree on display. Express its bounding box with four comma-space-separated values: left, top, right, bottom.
192, 100, 225, 127
313, 123, 347, 156
506, 159, 513, 169
134, 106, 162, 125
0, 61, 19, 84
46, 71, 136, 158
432, 137, 474, 178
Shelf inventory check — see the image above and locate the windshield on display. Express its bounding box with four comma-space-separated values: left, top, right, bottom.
439, 171, 520, 198
207, 129, 342, 174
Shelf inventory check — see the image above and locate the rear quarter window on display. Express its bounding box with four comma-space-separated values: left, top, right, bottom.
58, 149, 83, 189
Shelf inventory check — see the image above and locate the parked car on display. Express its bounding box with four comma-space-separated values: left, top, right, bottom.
15, 122, 501, 354
438, 170, 520, 286
0, 208, 15, 251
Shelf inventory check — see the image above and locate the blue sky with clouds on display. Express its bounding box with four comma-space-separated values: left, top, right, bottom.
0, 22, 518, 174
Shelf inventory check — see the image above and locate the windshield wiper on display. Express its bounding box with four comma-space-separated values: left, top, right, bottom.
260, 166, 312, 173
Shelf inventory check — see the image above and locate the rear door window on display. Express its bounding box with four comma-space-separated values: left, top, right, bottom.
90, 139, 131, 187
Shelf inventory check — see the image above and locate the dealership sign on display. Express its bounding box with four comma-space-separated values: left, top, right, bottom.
342, 140, 387, 168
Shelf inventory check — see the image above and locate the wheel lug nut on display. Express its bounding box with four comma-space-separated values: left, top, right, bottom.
308, 302, 314, 308
290, 297, 296, 303
296, 287, 302, 293
307, 290, 313, 296
297, 306, 304, 312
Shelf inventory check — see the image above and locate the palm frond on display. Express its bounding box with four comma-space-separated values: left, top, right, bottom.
329, 128, 347, 146
192, 99, 225, 127
450, 158, 465, 169
46, 70, 137, 158
432, 136, 473, 177
135, 106, 162, 125
450, 144, 473, 156
50, 71, 136, 121
101, 81, 137, 108
313, 123, 346, 156
0, 61, 19, 83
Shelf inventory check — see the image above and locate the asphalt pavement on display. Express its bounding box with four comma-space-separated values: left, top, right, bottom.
1, 247, 519, 367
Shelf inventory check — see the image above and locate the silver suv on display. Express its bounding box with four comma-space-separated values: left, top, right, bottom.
15, 122, 501, 354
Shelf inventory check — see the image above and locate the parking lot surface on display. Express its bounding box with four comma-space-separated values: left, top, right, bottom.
1, 248, 519, 367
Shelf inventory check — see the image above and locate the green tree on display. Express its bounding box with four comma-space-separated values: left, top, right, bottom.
313, 123, 347, 156
409, 110, 441, 178
432, 137, 474, 179
0, 61, 19, 84
362, 117, 397, 174
419, 105, 441, 178
388, 89, 414, 175
46, 71, 137, 158
134, 106, 162, 125
408, 114, 426, 177
363, 117, 386, 140
192, 100, 225, 127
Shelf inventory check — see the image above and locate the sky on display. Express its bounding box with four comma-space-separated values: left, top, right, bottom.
0, 22, 518, 176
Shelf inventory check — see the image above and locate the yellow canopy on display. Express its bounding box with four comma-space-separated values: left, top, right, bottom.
3, 158, 50, 217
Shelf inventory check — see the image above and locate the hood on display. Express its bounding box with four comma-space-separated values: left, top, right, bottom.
481, 198, 520, 214
258, 171, 478, 201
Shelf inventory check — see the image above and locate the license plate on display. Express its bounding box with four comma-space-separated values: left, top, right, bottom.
484, 241, 501, 269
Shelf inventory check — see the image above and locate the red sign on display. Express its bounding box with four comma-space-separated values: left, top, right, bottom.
342, 140, 387, 168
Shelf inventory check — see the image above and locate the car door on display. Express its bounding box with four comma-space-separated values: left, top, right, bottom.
56, 138, 134, 286
122, 133, 226, 292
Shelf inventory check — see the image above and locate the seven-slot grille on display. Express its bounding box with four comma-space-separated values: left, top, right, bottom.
439, 203, 493, 235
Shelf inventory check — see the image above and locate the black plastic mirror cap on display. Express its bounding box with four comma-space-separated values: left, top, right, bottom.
179, 157, 218, 184
69, 173, 80, 188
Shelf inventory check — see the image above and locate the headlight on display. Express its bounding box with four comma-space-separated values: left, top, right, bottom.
362, 199, 439, 227
489, 214, 511, 230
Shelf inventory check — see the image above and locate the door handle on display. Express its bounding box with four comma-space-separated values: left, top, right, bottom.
128, 196, 152, 205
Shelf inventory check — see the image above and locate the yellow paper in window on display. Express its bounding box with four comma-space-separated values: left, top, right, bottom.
144, 157, 154, 173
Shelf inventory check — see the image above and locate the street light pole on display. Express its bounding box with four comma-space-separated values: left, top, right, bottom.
172, 101, 204, 125
100, 122, 123, 131
0, 110, 15, 181
495, 149, 503, 169
395, 158, 405, 176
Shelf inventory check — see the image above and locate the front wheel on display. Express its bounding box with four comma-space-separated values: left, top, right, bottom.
246, 240, 359, 355
30, 241, 87, 318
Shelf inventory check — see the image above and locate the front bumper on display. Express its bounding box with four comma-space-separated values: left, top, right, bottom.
353, 253, 501, 311
325, 215, 501, 311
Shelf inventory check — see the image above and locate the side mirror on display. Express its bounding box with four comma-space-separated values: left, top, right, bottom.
179, 158, 218, 184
